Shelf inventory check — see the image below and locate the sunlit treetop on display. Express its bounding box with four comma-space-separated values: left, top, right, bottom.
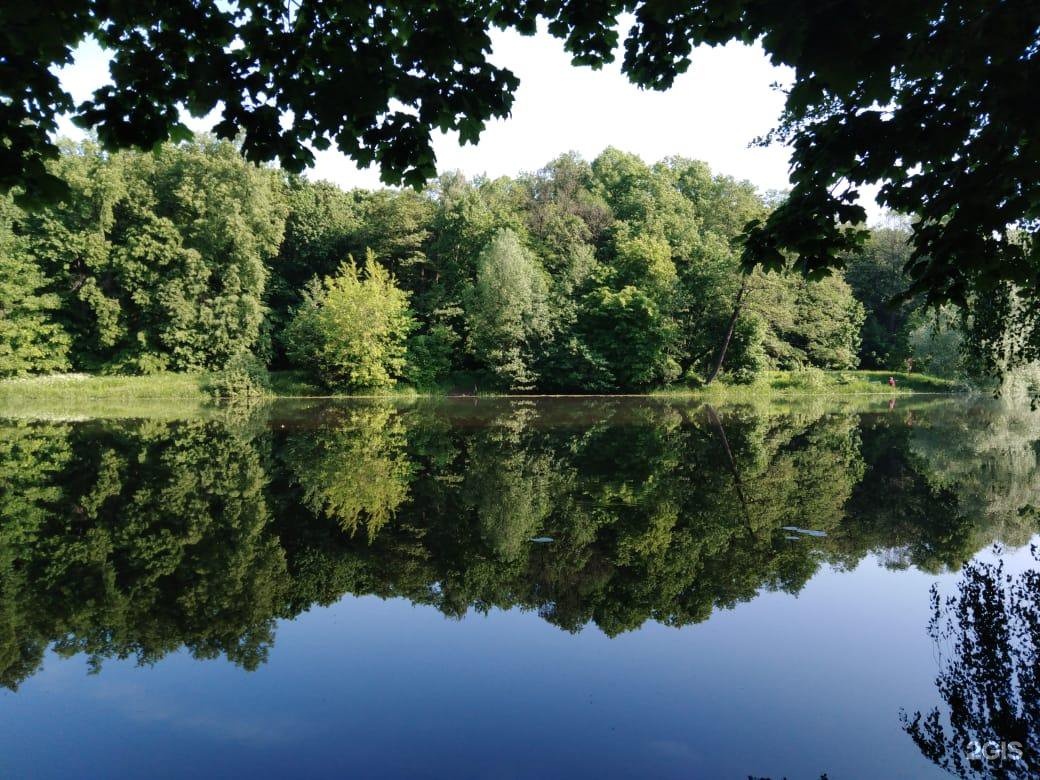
2, 1, 1038, 313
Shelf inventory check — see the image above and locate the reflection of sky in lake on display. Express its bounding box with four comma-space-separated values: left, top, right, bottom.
8, 547, 1023, 779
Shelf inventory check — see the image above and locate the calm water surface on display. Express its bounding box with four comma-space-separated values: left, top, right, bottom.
1, 396, 1038, 778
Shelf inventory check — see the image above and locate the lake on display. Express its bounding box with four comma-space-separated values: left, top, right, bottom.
0, 396, 1038, 778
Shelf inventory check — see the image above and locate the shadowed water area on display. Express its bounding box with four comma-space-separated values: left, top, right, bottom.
1, 396, 1039, 778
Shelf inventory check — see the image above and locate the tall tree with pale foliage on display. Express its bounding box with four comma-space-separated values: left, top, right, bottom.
465, 229, 550, 389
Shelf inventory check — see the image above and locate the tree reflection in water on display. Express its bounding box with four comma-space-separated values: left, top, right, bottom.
0, 398, 1038, 692
902, 543, 1040, 779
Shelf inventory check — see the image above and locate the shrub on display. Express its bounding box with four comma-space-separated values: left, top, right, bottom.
205, 351, 271, 402
283, 253, 414, 390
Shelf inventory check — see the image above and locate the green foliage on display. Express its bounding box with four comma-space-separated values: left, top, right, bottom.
406, 324, 458, 389
0, 419, 288, 687
0, 140, 974, 391
286, 405, 413, 540
464, 229, 550, 389
724, 314, 768, 383
794, 275, 865, 369
5, 2, 1038, 381
1, 395, 1032, 688
581, 285, 680, 388
748, 270, 864, 370
0, 198, 70, 376
845, 226, 920, 369
266, 177, 360, 360
909, 306, 967, 379
16, 138, 287, 373
283, 253, 415, 390
205, 351, 272, 403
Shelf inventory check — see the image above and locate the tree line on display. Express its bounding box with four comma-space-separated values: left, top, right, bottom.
1, 137, 974, 391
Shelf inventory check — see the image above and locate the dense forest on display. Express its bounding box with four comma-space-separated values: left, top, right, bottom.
1, 397, 1037, 689
1, 137, 974, 392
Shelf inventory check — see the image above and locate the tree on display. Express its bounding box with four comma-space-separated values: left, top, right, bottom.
909, 307, 967, 379
15, 137, 287, 372
793, 274, 865, 369
464, 228, 550, 389
266, 177, 360, 360
0, 197, 70, 376
747, 270, 865, 370
283, 253, 415, 390
581, 284, 679, 388
846, 226, 921, 369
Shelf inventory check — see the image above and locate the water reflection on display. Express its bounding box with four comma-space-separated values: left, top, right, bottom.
1, 398, 1038, 694
903, 546, 1040, 778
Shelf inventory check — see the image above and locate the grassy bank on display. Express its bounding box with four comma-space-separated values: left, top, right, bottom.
0, 373, 211, 420
0, 368, 962, 408
667, 369, 962, 400
0, 372, 211, 400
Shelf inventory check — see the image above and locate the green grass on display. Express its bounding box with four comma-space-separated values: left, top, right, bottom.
0, 372, 213, 419
0, 372, 211, 400
728, 369, 958, 395
659, 369, 961, 400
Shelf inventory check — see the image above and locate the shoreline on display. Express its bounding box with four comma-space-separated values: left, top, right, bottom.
0, 369, 964, 404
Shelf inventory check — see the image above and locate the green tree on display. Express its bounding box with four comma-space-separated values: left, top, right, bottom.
580, 284, 679, 388
464, 228, 550, 389
909, 306, 966, 379
6, 3, 1037, 378
794, 275, 865, 369
349, 189, 434, 292
17, 138, 286, 372
266, 177, 360, 359
748, 270, 864, 370
284, 253, 415, 390
846, 226, 920, 369
0, 198, 70, 376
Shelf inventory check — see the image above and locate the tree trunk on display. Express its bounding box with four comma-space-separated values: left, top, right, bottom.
704, 404, 752, 529
705, 278, 749, 385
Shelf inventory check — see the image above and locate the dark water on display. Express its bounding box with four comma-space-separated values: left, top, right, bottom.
1, 396, 1039, 778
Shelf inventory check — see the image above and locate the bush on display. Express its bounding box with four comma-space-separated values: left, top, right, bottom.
205, 351, 271, 402
283, 253, 414, 390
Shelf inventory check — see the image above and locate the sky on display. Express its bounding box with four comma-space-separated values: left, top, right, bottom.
54, 25, 881, 214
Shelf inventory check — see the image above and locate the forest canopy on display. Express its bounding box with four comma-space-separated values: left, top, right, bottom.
0, 136, 969, 392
